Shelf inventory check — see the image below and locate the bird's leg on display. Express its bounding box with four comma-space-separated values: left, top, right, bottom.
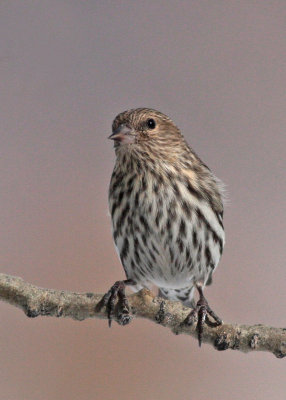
96, 279, 136, 326
183, 284, 222, 346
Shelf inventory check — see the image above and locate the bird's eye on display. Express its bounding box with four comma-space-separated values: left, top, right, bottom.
147, 118, 156, 130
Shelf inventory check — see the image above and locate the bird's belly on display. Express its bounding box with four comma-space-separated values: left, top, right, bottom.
110, 168, 224, 291
113, 208, 222, 290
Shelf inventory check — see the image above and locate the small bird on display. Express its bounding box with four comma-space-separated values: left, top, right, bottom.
100, 108, 225, 345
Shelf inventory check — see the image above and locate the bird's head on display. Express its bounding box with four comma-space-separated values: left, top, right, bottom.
109, 108, 183, 152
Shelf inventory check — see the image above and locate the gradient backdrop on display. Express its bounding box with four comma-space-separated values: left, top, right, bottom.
1, 1, 286, 399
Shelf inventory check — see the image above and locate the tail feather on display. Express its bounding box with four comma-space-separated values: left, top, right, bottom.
158, 286, 195, 308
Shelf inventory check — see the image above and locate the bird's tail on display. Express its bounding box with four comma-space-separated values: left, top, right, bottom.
158, 286, 195, 308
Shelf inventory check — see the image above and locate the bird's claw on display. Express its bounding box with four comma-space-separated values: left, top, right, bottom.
182, 286, 222, 346
96, 280, 134, 326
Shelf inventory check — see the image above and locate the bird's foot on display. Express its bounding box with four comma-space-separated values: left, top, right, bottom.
183, 285, 222, 346
96, 279, 136, 326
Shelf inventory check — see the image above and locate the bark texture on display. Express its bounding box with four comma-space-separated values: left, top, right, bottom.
0, 273, 285, 358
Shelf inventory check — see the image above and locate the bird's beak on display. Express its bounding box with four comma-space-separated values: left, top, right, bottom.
108, 125, 135, 144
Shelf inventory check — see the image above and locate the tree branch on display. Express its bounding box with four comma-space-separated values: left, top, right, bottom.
0, 273, 285, 358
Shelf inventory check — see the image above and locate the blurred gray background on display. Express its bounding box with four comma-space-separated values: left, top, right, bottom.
1, 1, 286, 399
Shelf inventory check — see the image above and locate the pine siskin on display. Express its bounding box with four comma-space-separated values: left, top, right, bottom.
100, 108, 225, 345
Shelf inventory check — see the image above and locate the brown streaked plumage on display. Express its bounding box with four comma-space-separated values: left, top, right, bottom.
100, 108, 225, 346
